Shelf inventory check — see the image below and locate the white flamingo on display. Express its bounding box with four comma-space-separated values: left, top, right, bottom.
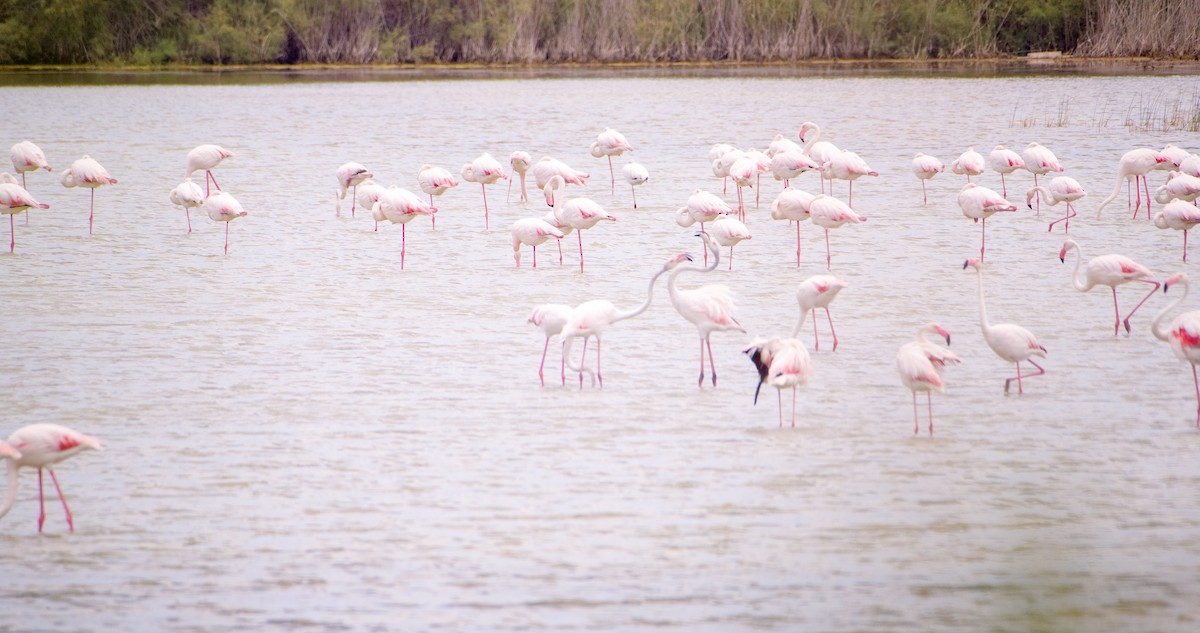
963, 258, 1047, 394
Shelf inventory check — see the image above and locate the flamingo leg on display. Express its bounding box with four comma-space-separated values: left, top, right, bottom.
824, 228, 832, 270
912, 392, 919, 435
1033, 174, 1040, 215
736, 186, 745, 222
1000, 173, 1007, 198
9, 213, 14, 253
186, 208, 192, 233
755, 173, 761, 208
532, 245, 537, 268
777, 389, 783, 428
507, 177, 513, 203
1186, 229, 1191, 263
1144, 174, 1153, 219
1047, 203, 1077, 233
557, 239, 563, 266
1006, 361, 1023, 394
577, 230, 585, 273
698, 338, 706, 388
1193, 364, 1200, 428
578, 338, 589, 389
429, 194, 436, 230
927, 393, 934, 436
707, 337, 718, 387
632, 185, 638, 209
812, 308, 820, 351
400, 224, 406, 269
1111, 286, 1121, 336
608, 156, 615, 195
350, 184, 358, 218
1122, 279, 1163, 333
538, 336, 550, 386
921, 179, 928, 205
700, 222, 708, 267
48, 468, 74, 532
728, 246, 734, 271
519, 173, 528, 203
980, 217, 986, 261
207, 170, 222, 194
481, 184, 490, 231
596, 339, 603, 389
224, 222, 230, 255
825, 307, 839, 351
795, 221, 802, 268
89, 188, 95, 235
37, 468, 46, 532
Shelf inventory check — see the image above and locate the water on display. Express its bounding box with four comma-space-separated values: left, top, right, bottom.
2, 67, 1199, 632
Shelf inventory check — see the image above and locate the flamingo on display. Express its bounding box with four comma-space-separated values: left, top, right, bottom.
771, 149, 821, 189
676, 189, 732, 267
539, 209, 573, 266
728, 155, 756, 221
168, 178, 204, 233
766, 133, 803, 158
911, 152, 945, 205
621, 162, 649, 208
1, 423, 102, 533
1180, 154, 1200, 178
708, 214, 752, 271
355, 180, 387, 231
0, 180, 50, 252
543, 174, 616, 273
950, 147, 985, 183
10, 140, 52, 192
793, 275, 847, 352
1095, 147, 1175, 220
824, 150, 878, 207
808, 194, 866, 270
1027, 175, 1087, 233
957, 183, 1016, 262
745, 148, 772, 208
460, 152, 507, 230
1020, 142, 1065, 215
185, 144, 232, 195
372, 187, 436, 269
508, 151, 532, 203
1151, 271, 1200, 427
709, 143, 737, 193
743, 337, 812, 428
1155, 171, 1200, 205
1059, 239, 1160, 335
1153, 199, 1200, 262
963, 258, 1047, 394
988, 145, 1025, 197
669, 232, 745, 387
417, 164, 459, 229
60, 155, 117, 235
532, 156, 590, 189
896, 323, 962, 435
527, 303, 578, 387
590, 127, 634, 194
203, 191, 248, 255
334, 162, 373, 218
560, 253, 691, 388
510, 217, 564, 268
1161, 143, 1193, 168
770, 187, 816, 268
799, 121, 840, 194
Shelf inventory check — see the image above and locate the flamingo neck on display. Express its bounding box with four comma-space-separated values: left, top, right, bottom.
975, 268, 994, 339
668, 245, 718, 307
1064, 243, 1089, 291
1152, 278, 1189, 342
615, 265, 670, 323
0, 461, 17, 522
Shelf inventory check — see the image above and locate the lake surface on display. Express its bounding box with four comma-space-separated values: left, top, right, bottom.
2, 67, 1199, 632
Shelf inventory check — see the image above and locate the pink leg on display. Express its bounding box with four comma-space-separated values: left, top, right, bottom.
912, 392, 919, 434
1193, 364, 1200, 428
795, 222, 801, 268
698, 339, 706, 388
921, 179, 927, 205
532, 245, 537, 268
207, 170, 222, 193
728, 246, 733, 271
824, 228, 832, 270
1111, 286, 1121, 336
350, 184, 357, 218
224, 222, 230, 255
1047, 204, 1076, 233
577, 338, 589, 389
557, 239, 563, 266
1132, 175, 1145, 219
755, 173, 761, 208
1186, 230, 1191, 263
596, 339, 603, 389
481, 184, 489, 231
706, 337, 718, 387
825, 307, 839, 351
700, 222, 708, 267
186, 208, 192, 233
736, 187, 745, 222
812, 308, 820, 351
1144, 174, 1153, 219
1122, 279, 1163, 333
89, 188, 95, 235
980, 217, 986, 261
429, 194, 436, 229
9, 213, 14, 252
632, 185, 638, 209
538, 336, 550, 386
608, 156, 615, 195
48, 469, 74, 532
577, 230, 585, 273
1000, 173, 1007, 198
400, 224, 406, 269
927, 393, 934, 436
777, 389, 783, 428
560, 340, 568, 385
1033, 174, 1040, 215
37, 468, 46, 532
791, 386, 797, 428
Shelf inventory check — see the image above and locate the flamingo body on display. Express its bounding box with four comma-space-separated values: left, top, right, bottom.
950, 147, 985, 180
1060, 239, 1160, 335
1, 423, 102, 533
964, 258, 1047, 394
169, 178, 204, 233
1152, 272, 1200, 427
743, 337, 813, 428
1154, 200, 1200, 262
808, 194, 866, 269
911, 152, 944, 204
511, 217, 564, 267
621, 162, 649, 208
793, 274, 847, 351
896, 323, 961, 435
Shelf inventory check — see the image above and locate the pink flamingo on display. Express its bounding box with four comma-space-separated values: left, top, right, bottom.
0, 179, 50, 252
770, 187, 816, 268
709, 144, 737, 194
1, 423, 102, 533
510, 217, 564, 268
1153, 199, 1200, 262
543, 175, 616, 273
669, 232, 745, 387
771, 149, 821, 189
621, 162, 649, 208
185, 144, 232, 195
1152, 271, 1200, 427
60, 155, 117, 235
743, 337, 813, 428
203, 191, 248, 255
590, 127, 634, 194
1095, 147, 1175, 220
527, 303, 587, 387
911, 152, 944, 205
560, 253, 691, 388
460, 152, 507, 230
950, 147, 985, 183
957, 183, 1016, 261
1020, 142, 1065, 215
10, 140, 52, 196
1180, 154, 1200, 178
799, 121, 840, 194
766, 133, 803, 158
372, 187, 436, 269
335, 162, 373, 218
964, 258, 1047, 394
1028, 175, 1087, 233
793, 274, 848, 352
355, 180, 387, 232
508, 151, 533, 202
532, 156, 590, 190
1161, 143, 1193, 167
728, 155, 756, 221
708, 214, 751, 270
1059, 239, 1160, 335
988, 145, 1025, 197
168, 178, 204, 233
676, 189, 732, 267
896, 323, 961, 435
824, 149, 877, 207
745, 149, 771, 207
1155, 171, 1200, 205
417, 164, 459, 229
808, 194, 866, 270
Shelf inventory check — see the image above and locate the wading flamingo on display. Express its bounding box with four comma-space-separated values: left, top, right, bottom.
417, 164, 458, 229
1155, 171, 1200, 205
1095, 147, 1174, 220
799, 121, 840, 194
950, 147, 985, 183
668, 232, 745, 387
168, 178, 204, 233
1027, 175, 1086, 233
988, 145, 1025, 197
61, 155, 117, 235
590, 127, 634, 194
1, 423, 102, 533
709, 143, 737, 193
543, 174, 616, 273
1153, 199, 1200, 262
203, 191, 248, 255
911, 152, 944, 205
676, 189, 732, 267
766, 134, 803, 158
10, 141, 52, 191
770, 187, 816, 268
957, 183, 1016, 261
896, 323, 961, 435
460, 152, 507, 230
621, 161, 649, 208
808, 194, 867, 270
372, 187, 436, 269
510, 217, 564, 268
532, 156, 590, 189
1020, 142, 1064, 214
1151, 271, 1200, 428
825, 149, 878, 207
963, 258, 1047, 394
185, 144, 232, 195
1059, 239, 1159, 335
728, 154, 757, 221
335, 162, 372, 218
527, 303, 576, 387
743, 337, 812, 428
793, 275, 847, 352
508, 151, 532, 203
771, 149, 821, 189
0, 179, 49, 252
708, 214, 752, 270
355, 180, 387, 231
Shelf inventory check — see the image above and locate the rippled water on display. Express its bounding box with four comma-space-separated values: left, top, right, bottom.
2, 68, 1199, 632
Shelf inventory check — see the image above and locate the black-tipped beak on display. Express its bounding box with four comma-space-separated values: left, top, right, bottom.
753, 381, 762, 405
962, 260, 969, 269
1059, 256, 1065, 263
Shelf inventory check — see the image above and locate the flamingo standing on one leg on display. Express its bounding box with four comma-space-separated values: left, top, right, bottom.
668, 231, 745, 387
355, 180, 387, 232
824, 149, 878, 208
988, 145, 1025, 198
911, 152, 944, 205
963, 258, 1047, 394
417, 164, 459, 229
1151, 271, 1200, 428
60, 155, 117, 235
1095, 147, 1175, 220
621, 162, 649, 208
1059, 239, 1160, 335
728, 154, 757, 221
508, 151, 532, 203
169, 178, 204, 233
710, 145, 739, 194
808, 194, 866, 270
770, 187, 816, 268
896, 323, 962, 435
543, 175, 616, 273
1020, 142, 1065, 215
744, 337, 813, 428
950, 147, 986, 184
185, 144, 232, 196
460, 152, 507, 231
590, 127, 634, 195
957, 183, 1016, 261
1028, 175, 1087, 233
10, 141, 52, 191
334, 162, 373, 218
203, 191, 248, 255
771, 149, 822, 189
1153, 199, 1200, 262
793, 275, 847, 352
0, 423, 102, 533
708, 214, 752, 271
0, 179, 50, 252
372, 187, 436, 269
676, 189, 732, 267
510, 217, 564, 268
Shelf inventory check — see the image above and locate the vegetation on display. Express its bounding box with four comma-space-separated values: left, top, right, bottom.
0, 0, 1194, 66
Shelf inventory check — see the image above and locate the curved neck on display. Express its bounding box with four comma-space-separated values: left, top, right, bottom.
616, 265, 669, 323
1027, 185, 1052, 206
975, 267, 994, 338
668, 241, 720, 306
1064, 243, 1088, 290
0, 461, 17, 521
801, 125, 819, 154
1152, 278, 1189, 342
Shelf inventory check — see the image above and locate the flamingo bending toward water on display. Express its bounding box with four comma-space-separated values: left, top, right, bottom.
532, 156, 590, 189
621, 162, 649, 208
1153, 199, 1200, 262
1059, 239, 1159, 335
1020, 142, 1064, 214
372, 187, 436, 269
770, 187, 816, 268
1, 423, 102, 533
911, 152, 944, 205
185, 144, 232, 195
743, 337, 813, 428
335, 162, 373, 218
0, 179, 49, 252
461, 152, 507, 231
793, 275, 847, 352
1095, 147, 1175, 220
668, 232, 745, 387
808, 194, 866, 270
1027, 175, 1086, 233
510, 217, 564, 268
61, 155, 117, 235
950, 147, 985, 183
417, 164, 458, 229
963, 258, 1047, 394
1151, 271, 1200, 428
169, 178, 204, 233
988, 145, 1025, 197
508, 151, 532, 203
543, 175, 616, 273
896, 323, 961, 435
590, 127, 634, 194
957, 183, 1016, 261
203, 191, 248, 255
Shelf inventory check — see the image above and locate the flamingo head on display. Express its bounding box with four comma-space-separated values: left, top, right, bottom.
928, 323, 952, 346
0, 441, 20, 460
1165, 272, 1189, 293
665, 253, 693, 270
963, 258, 982, 271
